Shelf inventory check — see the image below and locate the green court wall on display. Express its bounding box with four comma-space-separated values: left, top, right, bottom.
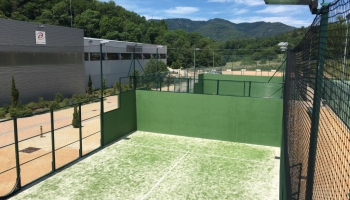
199, 74, 283, 82
136, 90, 282, 147
194, 74, 284, 98
103, 90, 137, 145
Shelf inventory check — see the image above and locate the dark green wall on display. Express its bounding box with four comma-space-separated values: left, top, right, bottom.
103, 90, 137, 145
195, 74, 283, 98
136, 90, 282, 147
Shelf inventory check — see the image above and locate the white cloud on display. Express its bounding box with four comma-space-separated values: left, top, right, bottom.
232, 8, 248, 15
256, 5, 305, 14
165, 7, 199, 14
208, 0, 232, 2
233, 0, 264, 6
208, 0, 264, 6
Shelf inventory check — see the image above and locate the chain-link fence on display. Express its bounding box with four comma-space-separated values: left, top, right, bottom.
282, 1, 350, 199
0, 97, 108, 197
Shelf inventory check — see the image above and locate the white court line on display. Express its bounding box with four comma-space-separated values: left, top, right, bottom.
123, 143, 269, 164
141, 151, 189, 200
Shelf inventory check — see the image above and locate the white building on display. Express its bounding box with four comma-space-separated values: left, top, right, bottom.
84, 38, 167, 90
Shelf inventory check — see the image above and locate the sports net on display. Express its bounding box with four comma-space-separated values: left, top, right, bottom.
283, 1, 350, 199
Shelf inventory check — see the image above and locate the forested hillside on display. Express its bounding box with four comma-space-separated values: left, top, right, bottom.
0, 0, 308, 69
161, 18, 295, 41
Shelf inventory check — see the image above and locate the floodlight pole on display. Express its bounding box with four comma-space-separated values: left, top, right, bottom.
156, 47, 158, 84
213, 51, 214, 70
194, 48, 199, 83
133, 44, 137, 89
99, 43, 104, 146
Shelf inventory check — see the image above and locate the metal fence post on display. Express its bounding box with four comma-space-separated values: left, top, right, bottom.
79, 103, 82, 157
244, 81, 246, 96
249, 81, 252, 97
160, 76, 162, 91
217, 80, 219, 95
305, 4, 329, 200
187, 78, 190, 93
50, 109, 56, 171
13, 118, 21, 190
167, 78, 170, 92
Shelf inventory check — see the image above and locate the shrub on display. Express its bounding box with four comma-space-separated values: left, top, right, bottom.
61, 98, 70, 107
9, 107, 32, 117
55, 93, 64, 103
88, 74, 93, 95
49, 101, 59, 109
2, 104, 10, 113
71, 94, 90, 103
0, 108, 6, 118
71, 105, 80, 128
27, 102, 40, 110
11, 76, 19, 107
38, 97, 48, 108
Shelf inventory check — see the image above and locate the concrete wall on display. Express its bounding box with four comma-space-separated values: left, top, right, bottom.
0, 19, 85, 106
136, 90, 283, 147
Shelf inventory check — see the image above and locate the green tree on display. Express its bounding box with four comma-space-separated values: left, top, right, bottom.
72, 105, 80, 128
55, 92, 64, 103
74, 9, 101, 37
87, 74, 93, 94
145, 58, 168, 75
11, 76, 19, 107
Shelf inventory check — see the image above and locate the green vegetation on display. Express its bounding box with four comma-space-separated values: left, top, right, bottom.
87, 74, 93, 95
0, 86, 130, 119
11, 76, 19, 107
144, 58, 168, 74
71, 105, 80, 128
162, 18, 295, 42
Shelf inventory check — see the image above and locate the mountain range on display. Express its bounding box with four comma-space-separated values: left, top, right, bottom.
155, 18, 296, 41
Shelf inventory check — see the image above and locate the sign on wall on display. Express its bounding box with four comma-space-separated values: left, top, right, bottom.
126, 45, 142, 52
35, 31, 46, 44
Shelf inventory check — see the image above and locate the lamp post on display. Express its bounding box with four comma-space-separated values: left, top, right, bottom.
278, 42, 288, 80
194, 48, 200, 83
156, 45, 163, 90
99, 40, 109, 146
212, 51, 215, 70
133, 44, 137, 89
342, 14, 350, 80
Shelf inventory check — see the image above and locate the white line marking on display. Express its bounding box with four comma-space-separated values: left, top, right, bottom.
123, 143, 268, 164
141, 151, 189, 200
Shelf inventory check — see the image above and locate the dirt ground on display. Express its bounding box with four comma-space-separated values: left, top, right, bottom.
0, 96, 118, 196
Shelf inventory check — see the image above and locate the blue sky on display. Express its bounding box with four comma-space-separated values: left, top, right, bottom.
108, 0, 333, 28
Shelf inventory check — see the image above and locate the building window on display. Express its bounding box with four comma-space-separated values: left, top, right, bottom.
143, 54, 151, 59
90, 53, 100, 61
135, 53, 142, 59
107, 53, 119, 60
160, 54, 167, 59
84, 53, 89, 61
121, 53, 132, 60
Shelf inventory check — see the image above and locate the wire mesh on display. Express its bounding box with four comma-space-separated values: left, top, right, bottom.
283, 1, 350, 199
81, 99, 102, 156
53, 106, 79, 169
16, 113, 52, 186
0, 146, 17, 197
